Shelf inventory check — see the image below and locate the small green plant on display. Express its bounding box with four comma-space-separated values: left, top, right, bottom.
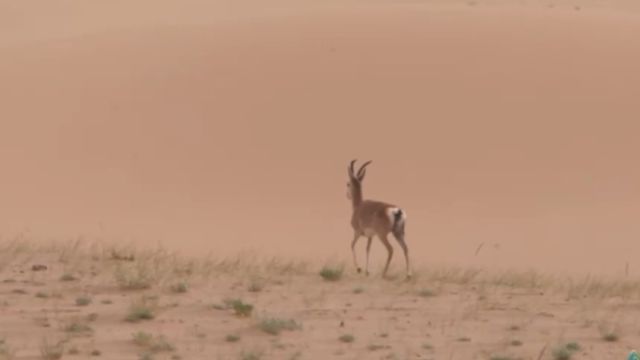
225, 299, 253, 317
169, 281, 188, 294
225, 334, 240, 343
67, 346, 80, 355
565, 342, 580, 351
422, 343, 433, 350
247, 278, 264, 293
602, 331, 619, 342
86, 313, 99, 322
0, 339, 14, 359
510, 340, 523, 346
552, 342, 581, 360
367, 344, 386, 351
490, 356, 516, 360
352, 287, 364, 294
338, 334, 355, 343
149, 336, 174, 353
258, 317, 301, 335
63, 319, 93, 334
125, 298, 156, 322
35, 291, 49, 299
417, 288, 436, 297
75, 296, 92, 306
101, 299, 113, 305
131, 332, 174, 353
138, 352, 153, 360
240, 350, 263, 360
60, 273, 77, 282
132, 332, 153, 347
319, 265, 343, 281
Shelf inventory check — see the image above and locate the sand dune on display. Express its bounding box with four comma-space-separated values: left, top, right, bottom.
2, 0, 640, 277
3, 1, 640, 359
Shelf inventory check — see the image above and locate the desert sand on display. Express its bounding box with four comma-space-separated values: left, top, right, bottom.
2, 0, 640, 358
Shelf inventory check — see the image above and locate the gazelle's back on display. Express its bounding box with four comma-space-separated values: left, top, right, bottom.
352, 199, 396, 234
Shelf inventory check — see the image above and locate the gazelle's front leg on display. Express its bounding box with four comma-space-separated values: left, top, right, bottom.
365, 237, 373, 276
351, 233, 362, 273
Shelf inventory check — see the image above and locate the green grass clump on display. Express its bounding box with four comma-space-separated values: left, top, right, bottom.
319, 265, 344, 281
75, 296, 92, 306
417, 288, 437, 297
169, 281, 188, 294
225, 299, 253, 317
125, 299, 156, 323
60, 273, 77, 282
338, 334, 355, 343
552, 342, 581, 360
225, 334, 241, 343
132, 332, 153, 347
602, 331, 619, 342
240, 350, 263, 360
131, 332, 175, 353
63, 319, 93, 334
258, 317, 301, 335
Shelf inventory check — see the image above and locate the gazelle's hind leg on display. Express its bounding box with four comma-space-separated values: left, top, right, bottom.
365, 237, 373, 276
393, 230, 412, 279
351, 233, 362, 273
379, 234, 394, 278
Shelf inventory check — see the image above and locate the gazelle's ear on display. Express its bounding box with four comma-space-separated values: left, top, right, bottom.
348, 159, 358, 179
357, 160, 372, 181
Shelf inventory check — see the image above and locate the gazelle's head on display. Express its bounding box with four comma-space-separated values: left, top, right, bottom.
346, 159, 371, 200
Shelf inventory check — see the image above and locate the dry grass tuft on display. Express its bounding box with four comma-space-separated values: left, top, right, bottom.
132, 332, 175, 353
39, 339, 64, 360
240, 349, 263, 360
169, 281, 189, 294
62, 317, 93, 335
114, 263, 154, 290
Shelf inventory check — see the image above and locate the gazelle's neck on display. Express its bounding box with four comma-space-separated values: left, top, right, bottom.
351, 182, 364, 210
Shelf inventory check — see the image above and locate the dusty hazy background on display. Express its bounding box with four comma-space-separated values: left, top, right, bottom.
2, 0, 640, 276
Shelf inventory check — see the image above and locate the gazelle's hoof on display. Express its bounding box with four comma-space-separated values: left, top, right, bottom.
357, 267, 362, 273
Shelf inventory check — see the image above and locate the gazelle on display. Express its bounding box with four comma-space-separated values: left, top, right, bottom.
347, 159, 411, 279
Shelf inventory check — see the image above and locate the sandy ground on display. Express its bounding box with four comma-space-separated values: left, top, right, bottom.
2, 0, 640, 358
2, 241, 640, 360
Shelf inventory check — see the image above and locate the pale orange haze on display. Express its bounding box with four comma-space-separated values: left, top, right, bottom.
2, 0, 640, 276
